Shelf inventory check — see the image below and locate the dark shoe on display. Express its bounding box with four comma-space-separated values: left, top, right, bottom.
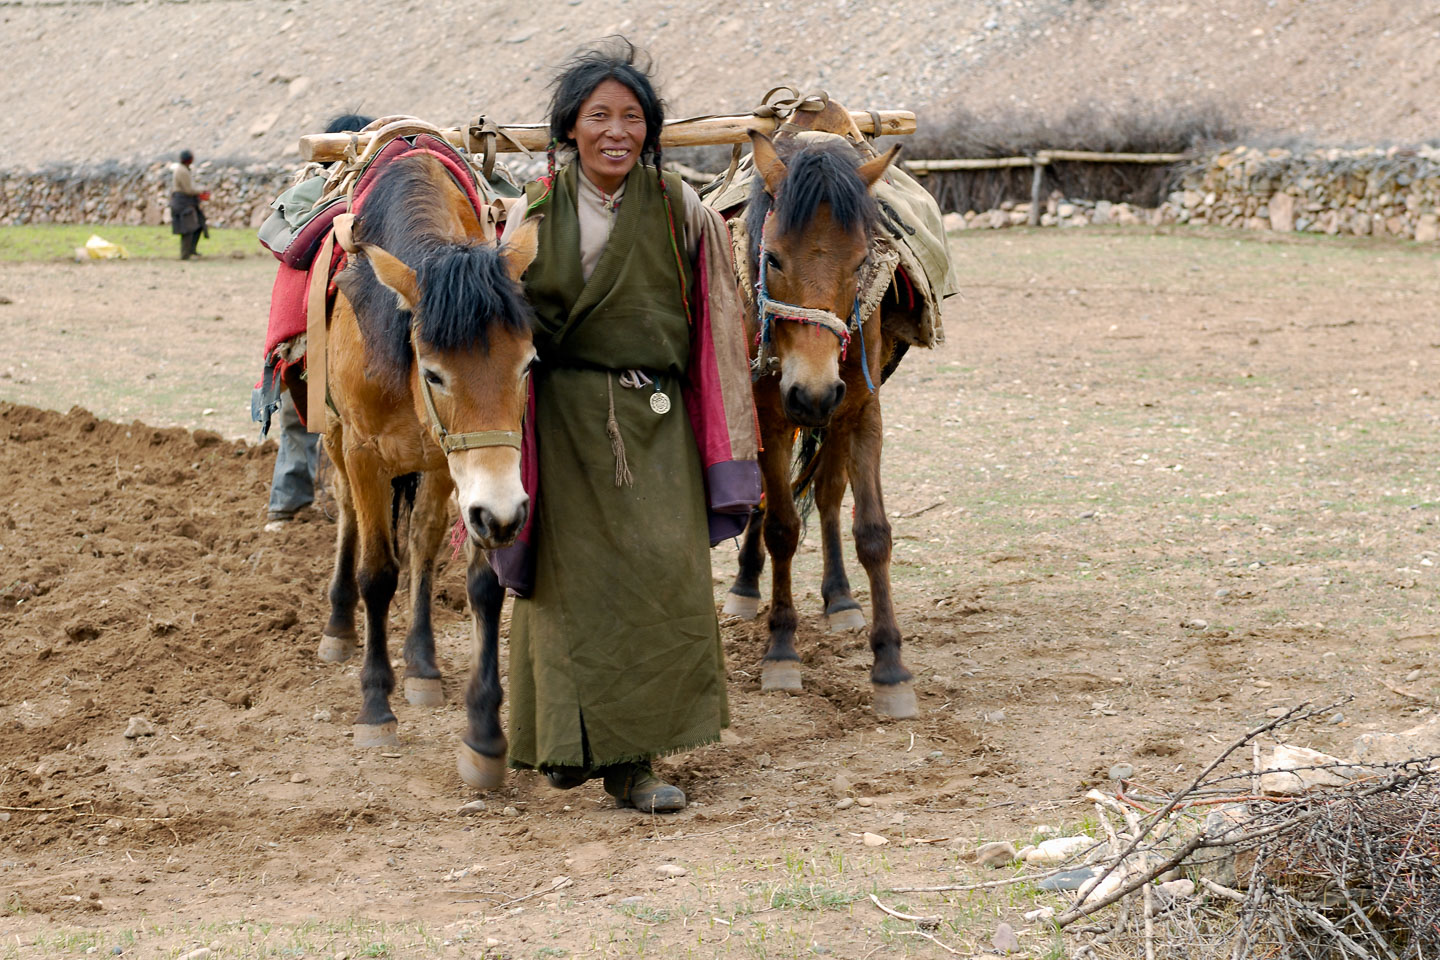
264, 510, 298, 534
543, 765, 592, 790
603, 762, 686, 813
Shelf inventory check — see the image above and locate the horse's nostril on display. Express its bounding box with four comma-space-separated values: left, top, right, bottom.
468, 505, 495, 537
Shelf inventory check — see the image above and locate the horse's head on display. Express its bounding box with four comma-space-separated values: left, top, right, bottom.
362, 217, 541, 548
747, 132, 900, 428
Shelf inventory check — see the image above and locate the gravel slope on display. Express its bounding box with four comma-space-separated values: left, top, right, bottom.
2, 0, 1437, 171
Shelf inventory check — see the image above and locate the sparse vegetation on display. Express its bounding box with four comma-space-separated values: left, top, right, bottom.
0, 224, 262, 262
902, 103, 1240, 212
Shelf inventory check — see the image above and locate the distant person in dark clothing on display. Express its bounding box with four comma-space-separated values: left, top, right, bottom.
170, 149, 208, 259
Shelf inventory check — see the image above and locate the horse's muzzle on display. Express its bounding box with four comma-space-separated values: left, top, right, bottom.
467, 499, 529, 549
783, 380, 846, 428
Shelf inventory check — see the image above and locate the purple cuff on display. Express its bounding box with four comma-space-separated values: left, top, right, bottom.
487, 539, 534, 598
708, 510, 748, 546
707, 460, 762, 515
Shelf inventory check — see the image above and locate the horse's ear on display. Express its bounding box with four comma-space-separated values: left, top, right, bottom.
749, 130, 787, 196
362, 243, 419, 312
857, 144, 902, 189
499, 215, 542, 282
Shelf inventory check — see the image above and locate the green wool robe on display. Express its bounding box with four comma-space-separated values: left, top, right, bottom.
507, 163, 729, 770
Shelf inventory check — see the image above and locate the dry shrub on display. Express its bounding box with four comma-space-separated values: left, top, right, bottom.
898, 101, 1240, 213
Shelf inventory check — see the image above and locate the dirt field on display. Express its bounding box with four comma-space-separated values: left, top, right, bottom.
3, 226, 1439, 958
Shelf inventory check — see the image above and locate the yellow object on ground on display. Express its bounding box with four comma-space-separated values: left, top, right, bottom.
73, 234, 129, 261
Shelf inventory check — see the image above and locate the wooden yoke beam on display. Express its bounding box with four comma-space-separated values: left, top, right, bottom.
299, 110, 917, 164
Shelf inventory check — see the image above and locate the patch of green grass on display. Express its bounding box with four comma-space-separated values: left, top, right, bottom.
614, 902, 675, 925
0, 224, 262, 261
758, 880, 863, 912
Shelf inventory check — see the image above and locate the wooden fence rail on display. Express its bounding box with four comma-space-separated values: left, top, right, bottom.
903, 150, 1190, 225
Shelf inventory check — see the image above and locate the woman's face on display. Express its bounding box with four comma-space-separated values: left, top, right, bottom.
567, 78, 647, 194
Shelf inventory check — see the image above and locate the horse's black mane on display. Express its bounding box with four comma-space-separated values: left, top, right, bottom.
744, 137, 879, 268
344, 152, 533, 393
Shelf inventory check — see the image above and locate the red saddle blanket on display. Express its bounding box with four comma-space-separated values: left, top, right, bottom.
261, 134, 488, 360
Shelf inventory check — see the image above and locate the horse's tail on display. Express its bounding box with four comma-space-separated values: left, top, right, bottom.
390, 472, 421, 557
880, 339, 910, 386
790, 427, 824, 530
784, 334, 905, 530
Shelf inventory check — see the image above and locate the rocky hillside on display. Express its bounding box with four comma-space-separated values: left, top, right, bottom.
3, 0, 1438, 172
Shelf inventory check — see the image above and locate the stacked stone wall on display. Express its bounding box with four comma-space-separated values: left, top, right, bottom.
0, 162, 294, 229
1158, 144, 1440, 241
10, 147, 1440, 244
933, 144, 1440, 241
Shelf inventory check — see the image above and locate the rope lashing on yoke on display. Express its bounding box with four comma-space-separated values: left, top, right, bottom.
411, 322, 524, 455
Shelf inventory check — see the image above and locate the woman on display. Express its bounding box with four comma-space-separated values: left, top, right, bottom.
501, 40, 758, 812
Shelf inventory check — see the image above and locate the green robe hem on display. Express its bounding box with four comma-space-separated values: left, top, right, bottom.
507, 729, 723, 772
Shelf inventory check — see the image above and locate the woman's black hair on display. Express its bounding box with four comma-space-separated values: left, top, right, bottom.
324, 113, 374, 134
547, 37, 665, 168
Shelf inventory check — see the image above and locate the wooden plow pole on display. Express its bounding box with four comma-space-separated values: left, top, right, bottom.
903, 150, 1189, 226
299, 110, 917, 164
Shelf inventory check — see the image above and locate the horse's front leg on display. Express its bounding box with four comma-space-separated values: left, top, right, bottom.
346, 445, 402, 746
811, 432, 866, 632
847, 398, 917, 718
457, 544, 507, 791
722, 507, 766, 619
319, 421, 360, 662
758, 426, 803, 692
401, 471, 455, 707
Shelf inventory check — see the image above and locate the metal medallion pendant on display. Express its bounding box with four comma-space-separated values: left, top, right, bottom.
649, 391, 672, 415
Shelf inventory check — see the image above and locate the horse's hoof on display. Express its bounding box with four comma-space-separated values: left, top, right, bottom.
318, 633, 357, 662
761, 660, 803, 692
404, 677, 444, 707
457, 743, 506, 791
352, 721, 399, 748
722, 592, 761, 619
824, 605, 866, 633
872, 681, 919, 719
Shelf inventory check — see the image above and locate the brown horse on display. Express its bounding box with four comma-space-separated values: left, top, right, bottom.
319, 149, 540, 789
719, 125, 919, 719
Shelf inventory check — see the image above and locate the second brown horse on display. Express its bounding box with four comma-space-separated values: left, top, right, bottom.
719, 125, 919, 719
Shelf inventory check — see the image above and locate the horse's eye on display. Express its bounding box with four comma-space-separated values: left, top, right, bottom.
764, 252, 783, 273
424, 370, 444, 386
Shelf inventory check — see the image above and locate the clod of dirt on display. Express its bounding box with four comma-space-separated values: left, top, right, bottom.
123, 717, 156, 739
655, 864, 688, 878
64, 620, 101, 642
862, 832, 888, 846
835, 797, 855, 810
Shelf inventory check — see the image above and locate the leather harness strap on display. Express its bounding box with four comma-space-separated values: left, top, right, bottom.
303, 228, 336, 434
